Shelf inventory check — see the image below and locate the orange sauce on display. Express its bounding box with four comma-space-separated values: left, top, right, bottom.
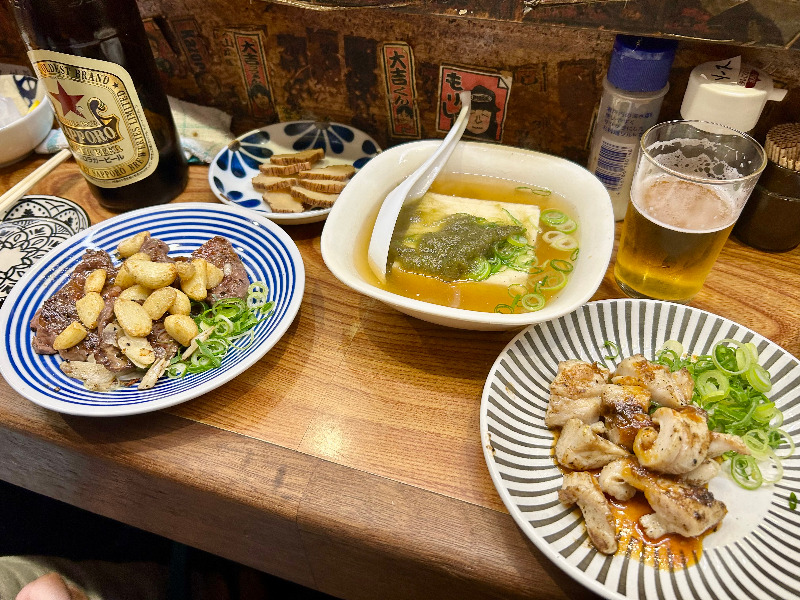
551, 437, 709, 570
354, 173, 578, 312
608, 492, 707, 570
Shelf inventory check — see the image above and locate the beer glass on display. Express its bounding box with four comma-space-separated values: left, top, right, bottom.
614, 120, 766, 303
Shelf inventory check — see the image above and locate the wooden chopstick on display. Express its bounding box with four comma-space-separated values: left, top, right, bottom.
0, 148, 72, 215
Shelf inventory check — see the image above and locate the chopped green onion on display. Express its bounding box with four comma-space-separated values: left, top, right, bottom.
541, 209, 568, 224
549, 259, 574, 273
603, 341, 620, 361
552, 218, 577, 233
730, 454, 763, 490
168, 282, 274, 377
521, 292, 545, 312
654, 338, 792, 490
537, 270, 567, 292
516, 185, 552, 196
790, 492, 798, 510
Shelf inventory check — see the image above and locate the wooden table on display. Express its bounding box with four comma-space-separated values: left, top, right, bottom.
1, 156, 799, 600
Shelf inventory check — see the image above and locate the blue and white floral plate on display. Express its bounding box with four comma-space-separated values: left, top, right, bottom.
481, 299, 800, 600
209, 121, 381, 225
0, 195, 90, 306
0, 203, 305, 417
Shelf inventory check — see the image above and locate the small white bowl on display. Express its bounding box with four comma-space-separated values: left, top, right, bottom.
0, 75, 53, 168
321, 140, 614, 330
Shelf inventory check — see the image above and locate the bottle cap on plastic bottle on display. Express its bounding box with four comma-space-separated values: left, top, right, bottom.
606, 35, 678, 93
680, 57, 788, 132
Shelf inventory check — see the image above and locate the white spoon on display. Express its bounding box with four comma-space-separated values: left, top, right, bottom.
367, 89, 472, 283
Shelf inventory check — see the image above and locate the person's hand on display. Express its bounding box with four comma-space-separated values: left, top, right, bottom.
16, 572, 88, 600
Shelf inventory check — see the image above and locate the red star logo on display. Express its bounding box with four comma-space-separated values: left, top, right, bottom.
49, 81, 85, 118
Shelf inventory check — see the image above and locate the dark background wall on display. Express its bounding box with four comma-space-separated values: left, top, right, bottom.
1, 0, 798, 163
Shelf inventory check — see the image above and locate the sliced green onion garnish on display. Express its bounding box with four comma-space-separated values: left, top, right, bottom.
521, 292, 545, 312
549, 259, 574, 273
541, 209, 568, 224
552, 218, 577, 233
516, 185, 552, 196
790, 492, 798, 510
655, 338, 792, 491
168, 281, 274, 377
730, 454, 763, 490
538, 270, 567, 292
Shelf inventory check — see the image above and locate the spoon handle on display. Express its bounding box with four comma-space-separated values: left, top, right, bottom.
406, 90, 472, 200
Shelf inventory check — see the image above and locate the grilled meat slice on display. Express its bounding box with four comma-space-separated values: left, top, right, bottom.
679, 458, 722, 487
601, 384, 653, 450
599, 458, 637, 501
191, 236, 249, 302
30, 250, 117, 356
708, 431, 750, 458
612, 355, 693, 409
139, 235, 174, 263
555, 418, 630, 470
633, 406, 711, 475
545, 360, 610, 428
559, 471, 618, 554
618, 457, 727, 539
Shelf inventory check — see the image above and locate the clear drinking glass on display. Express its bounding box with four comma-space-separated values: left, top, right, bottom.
614, 120, 766, 303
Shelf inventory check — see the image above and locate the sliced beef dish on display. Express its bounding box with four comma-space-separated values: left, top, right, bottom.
192, 236, 249, 302
29, 233, 251, 391
30, 250, 117, 357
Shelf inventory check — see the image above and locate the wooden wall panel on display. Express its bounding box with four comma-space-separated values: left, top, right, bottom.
0, 1, 798, 164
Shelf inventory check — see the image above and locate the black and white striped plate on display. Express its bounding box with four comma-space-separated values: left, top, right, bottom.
480, 299, 800, 600
0, 203, 304, 417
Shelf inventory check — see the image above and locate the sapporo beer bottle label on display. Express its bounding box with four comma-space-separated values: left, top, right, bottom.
28, 49, 159, 188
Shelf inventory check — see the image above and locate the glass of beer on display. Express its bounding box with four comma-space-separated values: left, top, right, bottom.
614, 120, 766, 303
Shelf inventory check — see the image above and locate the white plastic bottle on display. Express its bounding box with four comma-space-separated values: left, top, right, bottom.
680, 56, 787, 133
587, 36, 677, 220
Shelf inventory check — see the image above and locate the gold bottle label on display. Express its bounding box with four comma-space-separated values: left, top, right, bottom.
28, 49, 159, 188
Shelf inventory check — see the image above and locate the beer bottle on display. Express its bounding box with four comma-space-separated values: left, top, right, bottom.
8, 0, 189, 211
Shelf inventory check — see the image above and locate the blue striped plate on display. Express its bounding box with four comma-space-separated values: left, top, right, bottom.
0, 203, 305, 417
480, 299, 800, 600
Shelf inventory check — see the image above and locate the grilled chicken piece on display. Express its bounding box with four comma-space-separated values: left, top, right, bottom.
599, 458, 637, 501
680, 458, 722, 487
555, 418, 630, 470
708, 431, 750, 457
612, 355, 693, 409
618, 457, 727, 539
559, 471, 618, 554
545, 360, 610, 428
633, 406, 711, 475
601, 384, 653, 450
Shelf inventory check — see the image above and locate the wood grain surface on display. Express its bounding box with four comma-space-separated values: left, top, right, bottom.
1, 155, 799, 599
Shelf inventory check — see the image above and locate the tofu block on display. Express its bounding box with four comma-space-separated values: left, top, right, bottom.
396, 192, 541, 286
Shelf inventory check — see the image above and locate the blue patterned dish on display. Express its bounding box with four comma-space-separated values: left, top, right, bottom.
481, 299, 800, 600
209, 121, 381, 225
0, 195, 90, 306
0, 203, 304, 417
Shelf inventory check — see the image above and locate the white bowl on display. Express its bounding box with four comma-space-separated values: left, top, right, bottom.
0, 75, 53, 167
321, 140, 614, 330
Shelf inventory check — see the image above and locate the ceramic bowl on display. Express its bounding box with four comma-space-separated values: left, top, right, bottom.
320, 140, 614, 331
0, 75, 53, 167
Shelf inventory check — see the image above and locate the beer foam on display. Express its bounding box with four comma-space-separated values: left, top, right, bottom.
647, 138, 745, 180
633, 176, 736, 233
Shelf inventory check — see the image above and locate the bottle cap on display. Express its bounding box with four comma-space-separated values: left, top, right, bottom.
680, 57, 788, 132
606, 35, 677, 93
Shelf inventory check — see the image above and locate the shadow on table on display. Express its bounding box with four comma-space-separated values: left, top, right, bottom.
0, 479, 340, 600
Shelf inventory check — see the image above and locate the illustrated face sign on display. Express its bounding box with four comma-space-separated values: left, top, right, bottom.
437, 65, 512, 142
